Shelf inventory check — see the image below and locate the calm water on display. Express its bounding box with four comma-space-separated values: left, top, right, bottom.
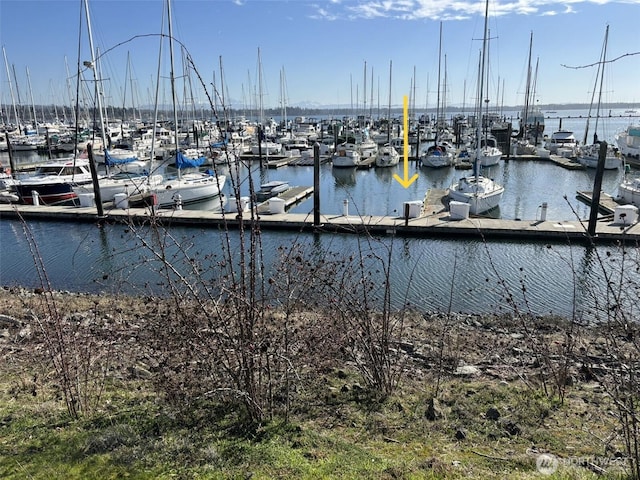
1, 108, 639, 320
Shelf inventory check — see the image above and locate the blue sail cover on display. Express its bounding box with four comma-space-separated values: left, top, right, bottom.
176, 151, 206, 169
210, 137, 229, 148
104, 149, 138, 166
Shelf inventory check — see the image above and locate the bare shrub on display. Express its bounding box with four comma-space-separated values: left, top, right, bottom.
17, 216, 112, 418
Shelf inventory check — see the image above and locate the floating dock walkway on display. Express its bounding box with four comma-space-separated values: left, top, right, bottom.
2, 188, 639, 245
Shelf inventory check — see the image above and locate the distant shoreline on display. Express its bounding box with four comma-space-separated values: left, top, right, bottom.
1, 102, 639, 122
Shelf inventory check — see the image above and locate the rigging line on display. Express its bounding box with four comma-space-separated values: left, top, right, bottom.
70, 32, 221, 119
561, 51, 640, 69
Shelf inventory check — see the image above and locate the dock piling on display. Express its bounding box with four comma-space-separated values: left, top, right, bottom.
313, 142, 320, 226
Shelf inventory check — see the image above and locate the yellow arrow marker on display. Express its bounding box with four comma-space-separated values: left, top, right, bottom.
393, 95, 419, 188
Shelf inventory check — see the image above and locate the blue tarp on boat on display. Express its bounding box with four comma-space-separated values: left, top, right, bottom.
104, 149, 138, 166
176, 151, 206, 169
210, 138, 229, 148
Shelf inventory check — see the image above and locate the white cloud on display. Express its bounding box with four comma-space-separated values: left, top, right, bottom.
308, 0, 622, 22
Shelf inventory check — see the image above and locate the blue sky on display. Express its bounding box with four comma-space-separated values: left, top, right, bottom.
1, 0, 639, 116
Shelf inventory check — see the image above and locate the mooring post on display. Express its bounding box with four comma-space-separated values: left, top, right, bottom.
505, 123, 512, 161
587, 141, 608, 237
5, 133, 16, 178
87, 143, 105, 218
313, 142, 320, 226
404, 202, 410, 226
258, 125, 264, 171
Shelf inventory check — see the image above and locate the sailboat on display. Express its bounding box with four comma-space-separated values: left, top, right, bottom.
576, 25, 622, 170
375, 60, 400, 168
514, 32, 545, 155
142, 0, 226, 208
420, 23, 454, 168
448, 0, 504, 215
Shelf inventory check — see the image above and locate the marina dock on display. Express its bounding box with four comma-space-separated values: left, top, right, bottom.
2, 192, 639, 245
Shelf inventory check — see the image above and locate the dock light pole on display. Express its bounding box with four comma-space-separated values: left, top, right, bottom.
587, 141, 607, 237
313, 142, 320, 226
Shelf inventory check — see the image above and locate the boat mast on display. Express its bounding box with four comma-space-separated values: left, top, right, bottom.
83, 0, 107, 158
522, 31, 533, 140
435, 21, 442, 145
219, 56, 227, 121
257, 47, 264, 127
148, 0, 166, 175
280, 66, 287, 133
592, 25, 609, 144
583, 26, 608, 145
387, 60, 392, 145
2, 47, 20, 131
476, 0, 490, 184
362, 60, 367, 128
369, 65, 374, 120
167, 0, 181, 178
26, 67, 38, 133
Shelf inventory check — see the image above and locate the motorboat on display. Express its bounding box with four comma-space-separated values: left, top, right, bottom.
256, 180, 289, 201
250, 140, 282, 156
615, 124, 640, 160
14, 157, 93, 205
617, 175, 640, 208
544, 129, 578, 156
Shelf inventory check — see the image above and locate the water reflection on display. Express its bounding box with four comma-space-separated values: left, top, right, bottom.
2, 218, 639, 322
332, 167, 356, 187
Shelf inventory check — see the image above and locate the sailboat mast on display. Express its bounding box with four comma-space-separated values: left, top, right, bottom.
167, 0, 179, 159
26, 67, 38, 132
363, 60, 367, 127
219, 56, 226, 118
3, 47, 20, 130
122, 52, 130, 124
593, 25, 609, 144
476, 0, 490, 183
257, 47, 264, 127
83, 0, 107, 156
148, 0, 166, 171
435, 21, 442, 143
369, 65, 374, 120
387, 60, 392, 144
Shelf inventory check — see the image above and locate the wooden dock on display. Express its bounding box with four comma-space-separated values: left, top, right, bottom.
576, 191, 622, 214
548, 154, 585, 170
266, 157, 295, 168
3, 193, 640, 245
256, 186, 314, 214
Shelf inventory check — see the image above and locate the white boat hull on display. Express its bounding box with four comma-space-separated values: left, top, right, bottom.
421, 152, 453, 168
577, 144, 622, 170
476, 147, 502, 167
375, 145, 400, 167
150, 173, 226, 207
448, 175, 505, 215
616, 125, 640, 159
333, 149, 361, 167
617, 177, 640, 208
73, 174, 163, 202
